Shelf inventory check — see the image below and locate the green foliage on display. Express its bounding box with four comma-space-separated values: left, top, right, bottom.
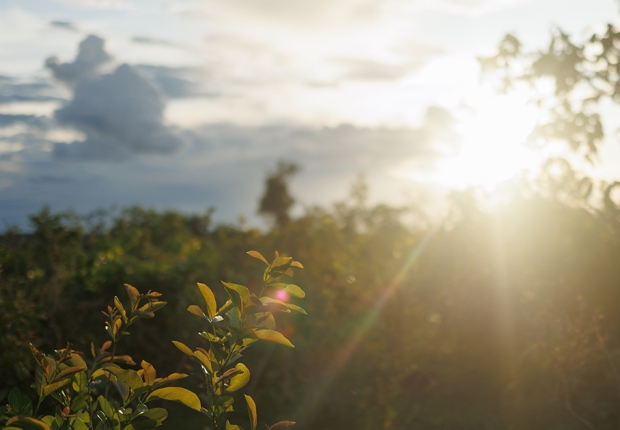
0, 285, 191, 430
258, 162, 300, 228
1, 251, 305, 430
175, 250, 304, 430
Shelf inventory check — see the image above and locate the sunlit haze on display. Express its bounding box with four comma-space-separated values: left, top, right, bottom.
0, 0, 618, 227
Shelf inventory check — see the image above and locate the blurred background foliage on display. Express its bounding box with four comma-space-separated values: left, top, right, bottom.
5, 23, 620, 430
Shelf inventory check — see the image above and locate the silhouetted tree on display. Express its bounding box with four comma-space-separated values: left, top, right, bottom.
258, 161, 300, 228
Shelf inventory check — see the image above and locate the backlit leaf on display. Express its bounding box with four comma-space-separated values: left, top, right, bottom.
254, 329, 294, 348
124, 284, 141, 311
146, 387, 201, 412
42, 379, 71, 397
226, 363, 250, 393
247, 250, 269, 265
226, 420, 243, 430
141, 361, 156, 385
197, 283, 217, 320
284, 284, 305, 298
187, 305, 208, 320
244, 395, 257, 430
172, 341, 194, 357
6, 416, 52, 430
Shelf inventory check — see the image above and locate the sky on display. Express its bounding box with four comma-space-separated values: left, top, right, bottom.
0, 0, 619, 228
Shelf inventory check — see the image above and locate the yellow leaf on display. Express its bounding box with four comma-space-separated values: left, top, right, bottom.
124, 284, 141, 311
226, 363, 250, 393
269, 421, 296, 430
226, 421, 243, 430
284, 284, 305, 298
254, 329, 294, 348
146, 387, 201, 411
187, 305, 208, 320
246, 250, 269, 265
197, 283, 217, 320
7, 416, 52, 430
172, 341, 194, 356
245, 394, 257, 430
141, 360, 156, 385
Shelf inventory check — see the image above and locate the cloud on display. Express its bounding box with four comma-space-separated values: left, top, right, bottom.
134, 65, 214, 98
132, 36, 179, 47
45, 35, 113, 87
0, 114, 52, 130
0, 77, 66, 104
50, 20, 78, 31
53, 63, 184, 161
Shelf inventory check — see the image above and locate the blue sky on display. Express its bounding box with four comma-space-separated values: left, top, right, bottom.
0, 0, 618, 228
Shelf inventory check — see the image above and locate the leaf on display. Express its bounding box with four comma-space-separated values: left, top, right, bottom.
284, 284, 305, 298
215, 368, 243, 385
146, 387, 201, 411
140, 408, 168, 422
187, 305, 209, 320
254, 329, 294, 348
138, 301, 167, 314
244, 395, 257, 430
197, 283, 217, 320
153, 373, 187, 386
124, 284, 141, 311
42, 379, 71, 397
6, 416, 52, 430
290, 260, 303, 269
53, 366, 87, 382
225, 421, 243, 430
247, 250, 269, 265
103, 365, 143, 390
227, 363, 250, 393
29, 344, 46, 369
8, 388, 33, 416
222, 282, 250, 310
269, 422, 296, 430
194, 350, 213, 374
141, 361, 156, 385
172, 341, 194, 356
114, 296, 128, 324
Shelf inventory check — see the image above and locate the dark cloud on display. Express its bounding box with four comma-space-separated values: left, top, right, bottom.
190, 106, 457, 170
0, 114, 52, 130
134, 65, 214, 98
53, 63, 184, 161
50, 20, 79, 31
42, 36, 186, 161
0, 78, 65, 104
46, 35, 113, 87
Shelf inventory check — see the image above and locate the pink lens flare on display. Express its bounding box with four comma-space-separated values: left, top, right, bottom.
276, 290, 289, 302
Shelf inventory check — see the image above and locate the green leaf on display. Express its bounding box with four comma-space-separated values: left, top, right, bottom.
8, 388, 33, 417
103, 365, 144, 390
172, 340, 194, 356
197, 283, 217, 320
53, 366, 87, 381
187, 305, 208, 320
254, 329, 294, 348
6, 416, 52, 430
42, 379, 71, 398
247, 250, 269, 265
227, 363, 250, 393
140, 408, 168, 422
124, 284, 141, 311
226, 421, 243, 430
284, 284, 305, 298
244, 395, 257, 430
222, 282, 250, 309
97, 396, 116, 421
146, 387, 201, 411
137, 301, 167, 314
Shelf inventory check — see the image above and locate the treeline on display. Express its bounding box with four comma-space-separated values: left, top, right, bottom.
3, 169, 620, 430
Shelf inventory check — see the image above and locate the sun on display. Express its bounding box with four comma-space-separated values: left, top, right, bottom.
407, 91, 541, 190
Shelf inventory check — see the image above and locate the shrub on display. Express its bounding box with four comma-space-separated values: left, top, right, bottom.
0, 251, 304, 430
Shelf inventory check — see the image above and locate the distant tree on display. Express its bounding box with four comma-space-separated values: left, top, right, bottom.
258, 162, 300, 228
